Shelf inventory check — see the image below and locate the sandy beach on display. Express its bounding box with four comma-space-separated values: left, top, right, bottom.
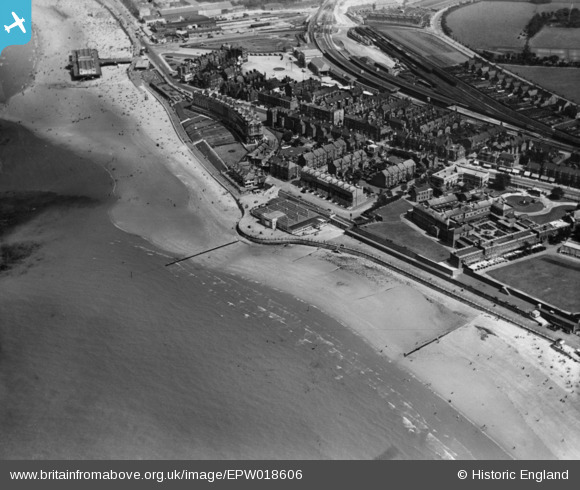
1, 0, 579, 459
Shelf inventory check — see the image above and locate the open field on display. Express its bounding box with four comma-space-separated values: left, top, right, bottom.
501, 65, 580, 103
213, 142, 248, 167
488, 254, 580, 311
445, 1, 576, 51
376, 26, 469, 66
531, 26, 580, 49
362, 199, 451, 262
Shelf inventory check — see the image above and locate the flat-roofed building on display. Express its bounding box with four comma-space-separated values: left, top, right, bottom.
260, 210, 286, 230
430, 165, 460, 190
459, 165, 489, 188
560, 239, 580, 259
251, 197, 327, 235
431, 164, 489, 191
135, 58, 151, 70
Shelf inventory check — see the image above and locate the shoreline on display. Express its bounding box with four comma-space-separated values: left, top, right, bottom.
1, 0, 579, 460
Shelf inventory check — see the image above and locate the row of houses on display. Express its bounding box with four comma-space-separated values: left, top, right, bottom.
263, 84, 483, 147
297, 140, 348, 168
451, 59, 579, 136
528, 161, 580, 188
188, 90, 263, 143
267, 108, 371, 146
268, 147, 370, 184
361, 7, 431, 27
177, 44, 247, 87
300, 167, 367, 208
369, 158, 416, 188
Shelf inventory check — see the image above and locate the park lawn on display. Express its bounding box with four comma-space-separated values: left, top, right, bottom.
488, 255, 580, 312
505, 195, 544, 213
213, 143, 248, 167
529, 204, 576, 225
363, 199, 451, 263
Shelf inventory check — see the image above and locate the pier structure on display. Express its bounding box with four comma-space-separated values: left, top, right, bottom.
70, 49, 133, 80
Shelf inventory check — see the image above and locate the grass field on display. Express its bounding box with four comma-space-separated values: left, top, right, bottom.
362, 199, 451, 262
445, 2, 576, 51
501, 64, 580, 103
213, 143, 248, 167
529, 204, 576, 225
377, 27, 469, 66
530, 26, 580, 49
505, 195, 545, 213
488, 254, 580, 311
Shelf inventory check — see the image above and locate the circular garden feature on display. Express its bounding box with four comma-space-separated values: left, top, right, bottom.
505, 194, 545, 213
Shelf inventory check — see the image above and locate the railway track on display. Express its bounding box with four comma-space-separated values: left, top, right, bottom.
357, 26, 580, 150
307, 1, 580, 150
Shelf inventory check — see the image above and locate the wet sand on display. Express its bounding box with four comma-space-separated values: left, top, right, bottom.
0, 0, 578, 459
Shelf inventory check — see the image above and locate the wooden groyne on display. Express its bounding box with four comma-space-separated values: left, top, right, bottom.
165, 240, 239, 267
403, 327, 460, 357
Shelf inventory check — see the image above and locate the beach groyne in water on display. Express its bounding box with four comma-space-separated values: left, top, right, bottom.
165, 240, 239, 266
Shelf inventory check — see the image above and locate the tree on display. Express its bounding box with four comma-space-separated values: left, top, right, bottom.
282, 130, 293, 143
494, 172, 511, 191
550, 186, 565, 200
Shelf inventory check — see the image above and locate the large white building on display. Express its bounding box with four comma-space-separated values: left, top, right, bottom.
430, 164, 489, 191
560, 240, 580, 259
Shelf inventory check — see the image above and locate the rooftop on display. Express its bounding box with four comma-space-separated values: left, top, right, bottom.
562, 240, 580, 251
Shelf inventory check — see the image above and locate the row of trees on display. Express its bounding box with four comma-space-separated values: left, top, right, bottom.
525, 8, 580, 39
